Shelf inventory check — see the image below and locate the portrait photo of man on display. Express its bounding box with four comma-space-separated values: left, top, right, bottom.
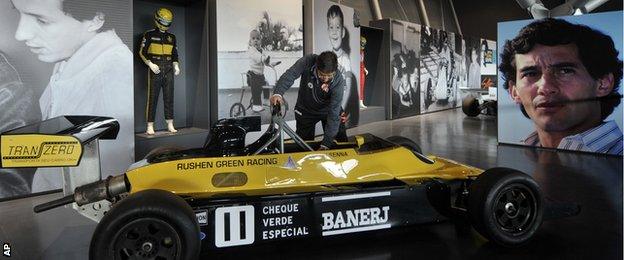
498, 14, 623, 155
9, 0, 134, 193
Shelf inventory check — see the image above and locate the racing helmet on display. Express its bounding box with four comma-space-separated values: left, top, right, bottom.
154, 8, 173, 31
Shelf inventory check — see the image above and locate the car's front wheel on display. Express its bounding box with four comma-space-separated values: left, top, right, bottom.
90, 189, 200, 260
467, 167, 543, 247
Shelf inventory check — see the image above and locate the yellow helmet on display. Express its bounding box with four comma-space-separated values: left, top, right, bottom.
154, 8, 173, 31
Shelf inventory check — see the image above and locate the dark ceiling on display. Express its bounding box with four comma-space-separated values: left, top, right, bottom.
451, 0, 623, 40
146, 0, 621, 40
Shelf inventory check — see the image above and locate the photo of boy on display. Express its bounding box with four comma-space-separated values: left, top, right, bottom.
325, 4, 359, 127
247, 29, 279, 113
311, 1, 360, 127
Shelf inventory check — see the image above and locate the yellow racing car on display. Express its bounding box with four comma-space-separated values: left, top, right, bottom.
1, 105, 543, 260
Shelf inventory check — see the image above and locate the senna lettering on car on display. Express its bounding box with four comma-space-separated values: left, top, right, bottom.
0, 134, 82, 168
202, 198, 312, 248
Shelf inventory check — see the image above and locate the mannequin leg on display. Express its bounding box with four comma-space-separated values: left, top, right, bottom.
146, 69, 160, 135
359, 71, 367, 109
163, 66, 176, 133
166, 119, 177, 133
146, 122, 155, 135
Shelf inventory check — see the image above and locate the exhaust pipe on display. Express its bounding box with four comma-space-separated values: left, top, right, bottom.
34, 174, 129, 213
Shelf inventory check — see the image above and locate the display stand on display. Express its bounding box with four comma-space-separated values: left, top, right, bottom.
359, 25, 386, 124
133, 0, 210, 159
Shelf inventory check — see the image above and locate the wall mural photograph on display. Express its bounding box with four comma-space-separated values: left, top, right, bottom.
0, 0, 134, 199
420, 26, 459, 113
389, 20, 420, 118
498, 11, 623, 155
464, 36, 482, 90
217, 0, 303, 124
313, 0, 361, 127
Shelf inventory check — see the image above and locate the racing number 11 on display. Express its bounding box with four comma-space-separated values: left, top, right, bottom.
214, 206, 255, 247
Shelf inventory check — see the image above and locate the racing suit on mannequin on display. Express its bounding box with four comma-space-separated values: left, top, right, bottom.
139, 8, 180, 135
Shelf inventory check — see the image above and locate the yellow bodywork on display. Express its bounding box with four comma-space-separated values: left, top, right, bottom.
126, 145, 482, 198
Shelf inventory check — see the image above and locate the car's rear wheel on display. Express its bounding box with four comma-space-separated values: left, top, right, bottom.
90, 189, 200, 260
467, 168, 543, 247
462, 96, 481, 117
386, 136, 422, 154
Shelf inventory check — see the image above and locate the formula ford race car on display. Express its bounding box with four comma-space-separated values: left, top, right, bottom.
0, 104, 543, 260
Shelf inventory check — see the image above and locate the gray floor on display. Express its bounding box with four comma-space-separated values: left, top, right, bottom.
0, 108, 621, 259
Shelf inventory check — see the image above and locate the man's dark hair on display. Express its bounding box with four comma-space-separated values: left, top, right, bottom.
62, 0, 133, 44
316, 51, 338, 73
499, 18, 623, 120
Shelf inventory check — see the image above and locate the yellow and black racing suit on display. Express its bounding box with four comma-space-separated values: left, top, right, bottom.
139, 29, 179, 122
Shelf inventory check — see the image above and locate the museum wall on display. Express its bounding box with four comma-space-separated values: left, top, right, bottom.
0, 0, 621, 202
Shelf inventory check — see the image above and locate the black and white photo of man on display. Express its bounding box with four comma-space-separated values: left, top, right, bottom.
390, 20, 419, 118
9, 0, 134, 193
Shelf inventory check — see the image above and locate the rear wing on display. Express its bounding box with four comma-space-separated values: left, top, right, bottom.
1, 116, 119, 168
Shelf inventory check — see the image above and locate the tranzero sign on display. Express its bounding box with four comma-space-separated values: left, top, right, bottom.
0, 134, 82, 167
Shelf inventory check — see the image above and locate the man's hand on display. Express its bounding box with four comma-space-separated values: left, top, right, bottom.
146, 61, 160, 74
173, 62, 180, 75
340, 112, 349, 123
320, 83, 329, 92
270, 94, 283, 105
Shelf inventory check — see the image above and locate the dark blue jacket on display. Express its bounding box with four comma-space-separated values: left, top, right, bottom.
273, 54, 345, 147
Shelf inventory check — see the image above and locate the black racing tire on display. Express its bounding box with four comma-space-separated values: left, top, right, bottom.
90, 189, 200, 260
462, 96, 481, 117
230, 103, 246, 117
467, 167, 543, 247
386, 136, 422, 154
